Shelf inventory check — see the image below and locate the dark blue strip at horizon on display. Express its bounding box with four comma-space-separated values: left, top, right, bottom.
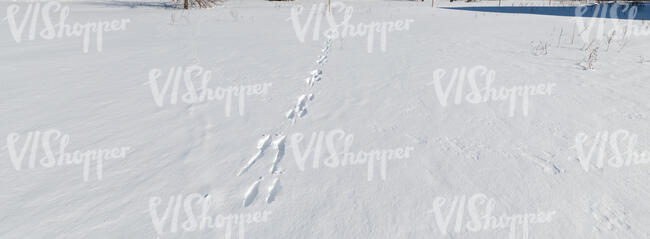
441, 2, 650, 20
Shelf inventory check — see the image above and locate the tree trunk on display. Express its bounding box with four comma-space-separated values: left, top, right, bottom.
184, 0, 188, 9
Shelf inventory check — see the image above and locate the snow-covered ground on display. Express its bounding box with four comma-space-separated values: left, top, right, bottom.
1, 0, 650, 238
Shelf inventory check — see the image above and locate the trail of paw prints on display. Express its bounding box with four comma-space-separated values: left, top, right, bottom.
237, 134, 286, 207
269, 135, 286, 174
288, 38, 333, 123
243, 177, 262, 207
265, 177, 281, 203
237, 36, 334, 208
237, 134, 272, 176
286, 94, 314, 123
306, 69, 323, 88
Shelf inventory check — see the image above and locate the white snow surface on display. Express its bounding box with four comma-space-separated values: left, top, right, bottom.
1, 0, 650, 238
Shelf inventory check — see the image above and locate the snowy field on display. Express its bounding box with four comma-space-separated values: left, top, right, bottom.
1, 0, 650, 238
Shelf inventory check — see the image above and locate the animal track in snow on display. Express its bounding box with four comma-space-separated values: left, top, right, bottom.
256, 134, 273, 150
286, 94, 314, 123
265, 178, 281, 203
306, 39, 333, 87
243, 177, 262, 207
236, 36, 334, 207
316, 54, 328, 65
269, 135, 286, 175
306, 69, 323, 88
321, 40, 332, 54
236, 134, 272, 176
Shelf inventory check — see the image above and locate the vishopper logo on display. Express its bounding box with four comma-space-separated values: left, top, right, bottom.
569, 129, 650, 172
574, 2, 650, 44
426, 65, 556, 117
290, 129, 414, 181
149, 193, 271, 238
146, 65, 272, 117
427, 193, 556, 239
5, 1, 130, 53
5, 129, 131, 181
288, 1, 414, 53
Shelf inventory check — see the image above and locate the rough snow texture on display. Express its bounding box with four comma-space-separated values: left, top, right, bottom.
2, 0, 650, 238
